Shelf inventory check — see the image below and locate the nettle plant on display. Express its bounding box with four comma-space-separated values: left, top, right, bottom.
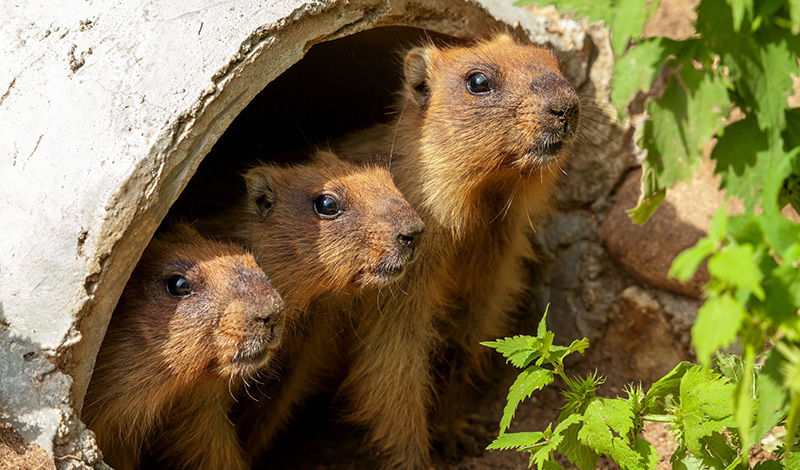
489, 0, 800, 468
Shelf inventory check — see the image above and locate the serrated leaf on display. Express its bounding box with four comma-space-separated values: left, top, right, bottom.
677, 367, 736, 455
577, 398, 646, 470
759, 202, 800, 254
790, 0, 800, 34
671, 445, 709, 470
627, 188, 666, 225
727, 0, 753, 31
707, 243, 765, 300
701, 431, 739, 468
500, 366, 554, 434
541, 461, 568, 470
692, 293, 748, 367
482, 336, 540, 368
610, 39, 670, 118
712, 115, 770, 208
783, 450, 800, 469
641, 68, 730, 192
558, 422, 598, 470
530, 431, 563, 470
537, 305, 549, 337
487, 431, 545, 451
610, 0, 651, 55
547, 339, 588, 366
750, 27, 796, 132
514, 0, 614, 25
554, 413, 583, 435
645, 361, 694, 415
751, 461, 784, 470
568, 338, 590, 355
754, 349, 791, 444
763, 255, 800, 331
632, 436, 660, 470
669, 237, 717, 283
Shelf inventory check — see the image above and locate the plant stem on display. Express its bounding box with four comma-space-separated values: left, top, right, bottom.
784, 391, 800, 458
641, 415, 674, 423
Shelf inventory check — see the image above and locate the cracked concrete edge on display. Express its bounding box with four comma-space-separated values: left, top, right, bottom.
0, 1, 597, 468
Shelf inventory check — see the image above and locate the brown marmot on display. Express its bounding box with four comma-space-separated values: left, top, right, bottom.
83, 224, 285, 470
213, 150, 425, 461
326, 34, 581, 469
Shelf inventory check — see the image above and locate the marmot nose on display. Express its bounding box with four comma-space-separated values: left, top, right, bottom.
253, 292, 285, 325
534, 74, 580, 140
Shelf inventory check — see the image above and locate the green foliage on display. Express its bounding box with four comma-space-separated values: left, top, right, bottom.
485, 312, 788, 468
510, 0, 800, 465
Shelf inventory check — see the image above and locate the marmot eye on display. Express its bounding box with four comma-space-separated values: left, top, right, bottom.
466, 72, 492, 95
166, 275, 193, 298
313, 195, 341, 218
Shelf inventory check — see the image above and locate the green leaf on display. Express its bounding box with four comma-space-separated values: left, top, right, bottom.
700, 431, 740, 468
487, 431, 545, 451
751, 461, 785, 470
559, 421, 598, 470
727, 0, 753, 31
691, 293, 748, 367
568, 338, 590, 355
636, 66, 730, 226
482, 336, 540, 369
577, 398, 648, 470
513, 0, 612, 24
537, 305, 549, 337
645, 361, 694, 415
500, 366, 555, 434
671, 445, 710, 470
711, 115, 770, 208
610, 39, 670, 118
763, 254, 800, 333
707, 243, 765, 300
669, 237, 717, 283
578, 398, 634, 448
759, 205, 800, 255
541, 461, 568, 470
783, 450, 800, 469
627, 188, 666, 225
749, 26, 796, 132
754, 349, 791, 444
610, 0, 651, 56
676, 367, 736, 455
632, 436, 660, 470
790, 0, 800, 34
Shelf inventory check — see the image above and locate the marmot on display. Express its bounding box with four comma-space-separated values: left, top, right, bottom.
328, 34, 581, 469
83, 224, 285, 470
214, 150, 425, 461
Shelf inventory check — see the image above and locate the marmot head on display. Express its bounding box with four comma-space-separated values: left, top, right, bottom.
242, 150, 424, 300
121, 224, 285, 380
402, 34, 580, 176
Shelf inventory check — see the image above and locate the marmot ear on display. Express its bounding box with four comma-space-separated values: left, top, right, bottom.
244, 167, 277, 219
404, 47, 433, 105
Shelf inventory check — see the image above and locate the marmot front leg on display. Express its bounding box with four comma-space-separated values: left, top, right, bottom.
342, 310, 437, 470
242, 321, 342, 461
157, 386, 248, 470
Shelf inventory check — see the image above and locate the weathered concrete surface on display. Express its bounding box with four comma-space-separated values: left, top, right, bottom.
0, 0, 595, 468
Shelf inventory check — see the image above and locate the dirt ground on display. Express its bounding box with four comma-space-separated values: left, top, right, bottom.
0, 422, 54, 470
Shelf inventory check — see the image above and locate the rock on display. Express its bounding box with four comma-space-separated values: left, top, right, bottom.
599, 286, 693, 384
600, 165, 719, 298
